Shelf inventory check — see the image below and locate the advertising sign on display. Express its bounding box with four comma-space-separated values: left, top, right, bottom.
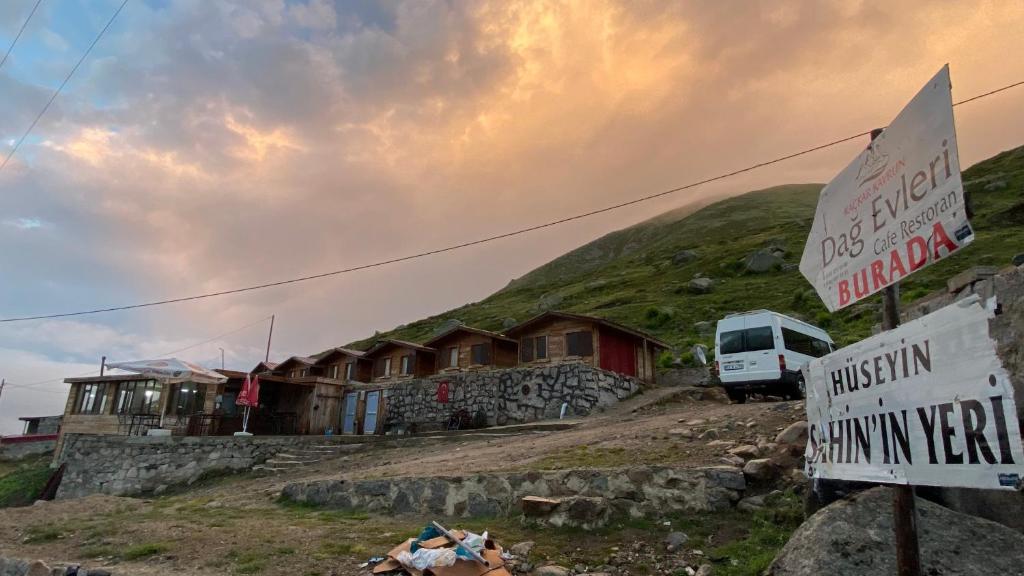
803, 296, 1024, 490
800, 65, 974, 311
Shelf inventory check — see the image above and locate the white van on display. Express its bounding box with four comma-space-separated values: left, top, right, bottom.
713, 310, 834, 403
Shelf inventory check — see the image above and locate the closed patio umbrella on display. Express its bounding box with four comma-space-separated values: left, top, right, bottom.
236, 374, 261, 434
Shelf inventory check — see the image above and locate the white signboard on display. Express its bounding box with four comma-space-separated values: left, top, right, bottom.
803, 296, 1024, 490
800, 65, 974, 311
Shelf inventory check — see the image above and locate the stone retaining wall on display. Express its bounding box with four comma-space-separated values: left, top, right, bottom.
281, 466, 745, 521
384, 364, 638, 431
55, 434, 367, 500
0, 438, 55, 461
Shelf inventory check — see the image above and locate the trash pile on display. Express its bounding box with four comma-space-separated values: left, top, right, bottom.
369, 521, 512, 576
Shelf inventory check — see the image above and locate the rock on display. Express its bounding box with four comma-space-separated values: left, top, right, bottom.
767, 487, 1024, 575
522, 496, 562, 516
544, 496, 610, 530
510, 541, 536, 558
433, 318, 463, 335
668, 428, 694, 439
706, 440, 734, 449
774, 421, 808, 446
728, 445, 761, 460
686, 419, 706, 426
665, 531, 689, 552
687, 278, 715, 294
697, 429, 719, 440
781, 263, 799, 272
737, 495, 767, 512
502, 318, 518, 329
693, 321, 713, 335
1014, 253, 1024, 267
87, 571, 112, 576
744, 250, 784, 273
720, 455, 745, 467
533, 566, 570, 576
26, 561, 52, 576
742, 458, 778, 482
672, 250, 698, 265
535, 292, 564, 312
696, 564, 713, 576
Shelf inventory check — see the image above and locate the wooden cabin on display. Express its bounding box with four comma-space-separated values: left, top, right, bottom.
424, 326, 518, 373
312, 347, 372, 382
272, 356, 317, 379
504, 312, 667, 383
363, 339, 437, 382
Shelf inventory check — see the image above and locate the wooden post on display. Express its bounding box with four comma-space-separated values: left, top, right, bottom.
872, 126, 922, 576
265, 314, 275, 362
100, 356, 106, 377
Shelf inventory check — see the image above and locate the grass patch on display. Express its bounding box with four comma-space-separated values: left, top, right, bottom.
79, 544, 116, 558
121, 542, 171, 560
708, 492, 804, 576
24, 525, 64, 543
0, 456, 53, 508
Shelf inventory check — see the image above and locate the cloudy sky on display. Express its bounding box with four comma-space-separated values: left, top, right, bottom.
1, 0, 1022, 434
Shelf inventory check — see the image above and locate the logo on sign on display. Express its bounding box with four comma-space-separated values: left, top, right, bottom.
856, 146, 890, 187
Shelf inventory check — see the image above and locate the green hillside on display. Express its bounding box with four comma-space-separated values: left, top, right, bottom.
349, 145, 1024, 362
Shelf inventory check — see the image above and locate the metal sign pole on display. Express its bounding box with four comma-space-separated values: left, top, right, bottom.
870, 126, 922, 576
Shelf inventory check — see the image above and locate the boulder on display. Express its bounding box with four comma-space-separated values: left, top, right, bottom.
727, 445, 761, 460
767, 487, 1024, 575
774, 421, 808, 446
737, 495, 767, 512
432, 318, 463, 335
535, 292, 564, 312
744, 250, 784, 273
1014, 253, 1024, 267
742, 458, 778, 482
697, 429, 719, 440
668, 428, 694, 439
543, 496, 610, 530
672, 250, 699, 265
720, 455, 745, 467
26, 561, 53, 576
502, 318, 518, 329
510, 541, 536, 558
695, 565, 713, 576
693, 321, 713, 335
533, 566, 570, 576
665, 531, 689, 552
687, 278, 715, 294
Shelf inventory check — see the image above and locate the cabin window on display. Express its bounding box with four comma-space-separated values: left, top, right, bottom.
345, 362, 355, 380
520, 336, 548, 362
328, 364, 340, 379
446, 346, 459, 368
289, 368, 308, 378
375, 357, 392, 378
566, 331, 594, 357
471, 344, 491, 365
114, 380, 161, 415
168, 383, 206, 415
75, 383, 109, 415
401, 354, 414, 375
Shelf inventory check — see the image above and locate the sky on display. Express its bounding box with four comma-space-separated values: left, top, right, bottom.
1, 0, 1023, 435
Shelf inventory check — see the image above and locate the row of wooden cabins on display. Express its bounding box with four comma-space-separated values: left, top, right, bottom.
59, 311, 668, 441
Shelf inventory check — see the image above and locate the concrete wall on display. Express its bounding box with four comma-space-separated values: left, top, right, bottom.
55, 434, 368, 499
281, 465, 746, 520
903, 264, 1024, 532
383, 363, 638, 432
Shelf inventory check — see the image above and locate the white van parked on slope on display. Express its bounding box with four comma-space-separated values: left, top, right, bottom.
714, 310, 834, 403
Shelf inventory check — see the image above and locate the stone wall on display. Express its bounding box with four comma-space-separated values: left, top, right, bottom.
384, 363, 638, 432
55, 434, 368, 500
281, 465, 745, 521
0, 438, 56, 461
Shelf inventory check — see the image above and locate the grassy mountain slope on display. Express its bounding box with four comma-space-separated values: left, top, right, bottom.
349, 145, 1024, 360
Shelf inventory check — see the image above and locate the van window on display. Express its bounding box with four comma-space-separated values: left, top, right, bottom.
720, 330, 744, 354
720, 327, 774, 353
782, 327, 832, 358
745, 327, 774, 351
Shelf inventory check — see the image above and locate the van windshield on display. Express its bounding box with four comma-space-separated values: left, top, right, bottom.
719, 327, 775, 354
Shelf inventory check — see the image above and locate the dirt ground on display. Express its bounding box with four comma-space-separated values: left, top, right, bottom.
0, 388, 806, 576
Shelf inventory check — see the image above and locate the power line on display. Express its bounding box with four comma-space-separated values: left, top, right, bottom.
0, 0, 43, 70
1, 77, 1022, 324
0, 0, 128, 173
1, 315, 272, 392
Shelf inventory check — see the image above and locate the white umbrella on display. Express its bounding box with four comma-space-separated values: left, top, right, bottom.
105, 358, 227, 384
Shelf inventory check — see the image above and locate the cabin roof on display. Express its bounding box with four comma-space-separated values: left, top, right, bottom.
504, 311, 671, 349
364, 338, 436, 356
423, 325, 516, 347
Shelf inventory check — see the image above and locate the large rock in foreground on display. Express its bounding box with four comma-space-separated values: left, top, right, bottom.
768, 487, 1024, 575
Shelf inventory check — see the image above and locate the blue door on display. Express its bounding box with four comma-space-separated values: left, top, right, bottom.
362, 391, 380, 435
342, 392, 358, 434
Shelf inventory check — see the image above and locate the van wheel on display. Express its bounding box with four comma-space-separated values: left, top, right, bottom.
726, 388, 746, 404
797, 375, 806, 398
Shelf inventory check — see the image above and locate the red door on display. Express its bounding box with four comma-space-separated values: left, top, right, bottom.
599, 330, 637, 377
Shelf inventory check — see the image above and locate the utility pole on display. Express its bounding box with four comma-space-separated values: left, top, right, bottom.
872, 126, 922, 576
219, 348, 225, 370
100, 356, 106, 377
0, 378, 5, 409
265, 314, 275, 362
